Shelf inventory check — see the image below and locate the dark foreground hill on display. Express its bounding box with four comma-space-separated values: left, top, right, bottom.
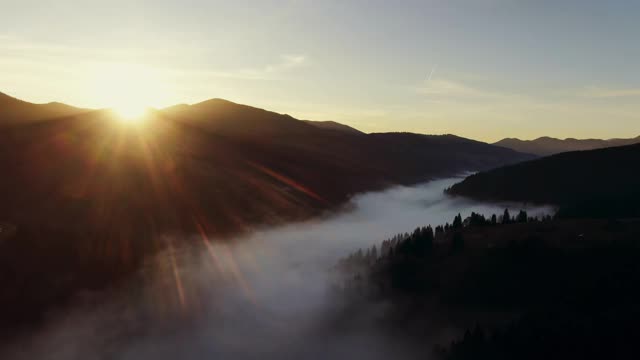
494, 135, 640, 156
446, 144, 640, 218
0, 93, 530, 337
337, 212, 640, 359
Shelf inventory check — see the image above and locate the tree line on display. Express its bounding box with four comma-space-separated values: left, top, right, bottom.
334, 210, 640, 359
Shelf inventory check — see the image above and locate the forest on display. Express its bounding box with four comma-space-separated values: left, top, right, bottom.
336, 210, 640, 359
447, 144, 640, 218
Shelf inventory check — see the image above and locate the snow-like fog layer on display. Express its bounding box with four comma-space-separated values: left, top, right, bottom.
3, 177, 552, 360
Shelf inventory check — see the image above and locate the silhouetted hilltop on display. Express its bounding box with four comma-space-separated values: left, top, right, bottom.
0, 91, 87, 126
447, 144, 640, 217
494, 135, 640, 156
0, 96, 532, 235
302, 120, 364, 135
161, 98, 316, 138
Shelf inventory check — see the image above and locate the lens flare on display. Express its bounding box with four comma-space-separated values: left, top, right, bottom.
113, 104, 148, 121
88, 62, 166, 122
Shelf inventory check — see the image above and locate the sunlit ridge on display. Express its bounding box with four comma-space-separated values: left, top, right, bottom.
113, 105, 148, 123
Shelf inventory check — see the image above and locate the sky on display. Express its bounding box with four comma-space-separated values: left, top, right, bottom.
2, 0, 639, 142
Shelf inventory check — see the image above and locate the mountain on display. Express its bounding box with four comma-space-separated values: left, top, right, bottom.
494, 136, 640, 156
0, 91, 87, 126
0, 93, 532, 336
302, 120, 364, 135
447, 143, 640, 218
0, 94, 534, 238
161, 98, 316, 137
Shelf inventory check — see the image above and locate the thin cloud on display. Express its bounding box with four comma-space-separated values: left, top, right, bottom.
173, 54, 307, 81
579, 86, 640, 98
255, 55, 307, 74
0, 35, 306, 82
415, 78, 518, 102
425, 64, 438, 82
417, 79, 480, 97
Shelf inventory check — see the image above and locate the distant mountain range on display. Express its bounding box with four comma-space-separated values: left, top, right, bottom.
0, 91, 530, 238
447, 143, 640, 218
0, 91, 532, 334
494, 136, 640, 156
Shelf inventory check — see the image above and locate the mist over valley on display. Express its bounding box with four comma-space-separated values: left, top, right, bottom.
1, 178, 551, 360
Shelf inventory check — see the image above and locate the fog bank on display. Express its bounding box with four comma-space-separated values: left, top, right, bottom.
2, 177, 552, 360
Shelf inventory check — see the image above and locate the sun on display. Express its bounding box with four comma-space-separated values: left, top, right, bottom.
89, 62, 168, 123
113, 103, 148, 121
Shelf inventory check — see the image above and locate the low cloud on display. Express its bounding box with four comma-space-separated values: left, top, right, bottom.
1, 178, 551, 360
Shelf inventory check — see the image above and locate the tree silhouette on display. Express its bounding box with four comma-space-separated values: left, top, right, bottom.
453, 213, 463, 229
502, 209, 511, 224
452, 232, 465, 254
516, 210, 528, 223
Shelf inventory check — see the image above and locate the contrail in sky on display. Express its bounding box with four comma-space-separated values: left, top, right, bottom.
426, 64, 438, 82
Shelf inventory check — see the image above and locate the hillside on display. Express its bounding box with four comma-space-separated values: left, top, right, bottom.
446, 144, 640, 217
0, 99, 531, 234
0, 91, 87, 126
338, 212, 640, 359
302, 120, 364, 134
0, 93, 532, 336
161, 98, 316, 138
494, 136, 640, 156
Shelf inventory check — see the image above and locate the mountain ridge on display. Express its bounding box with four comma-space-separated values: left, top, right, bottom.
447, 143, 640, 218
0, 91, 533, 338
0, 91, 88, 126
0, 90, 532, 236
302, 120, 364, 135
494, 135, 640, 156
